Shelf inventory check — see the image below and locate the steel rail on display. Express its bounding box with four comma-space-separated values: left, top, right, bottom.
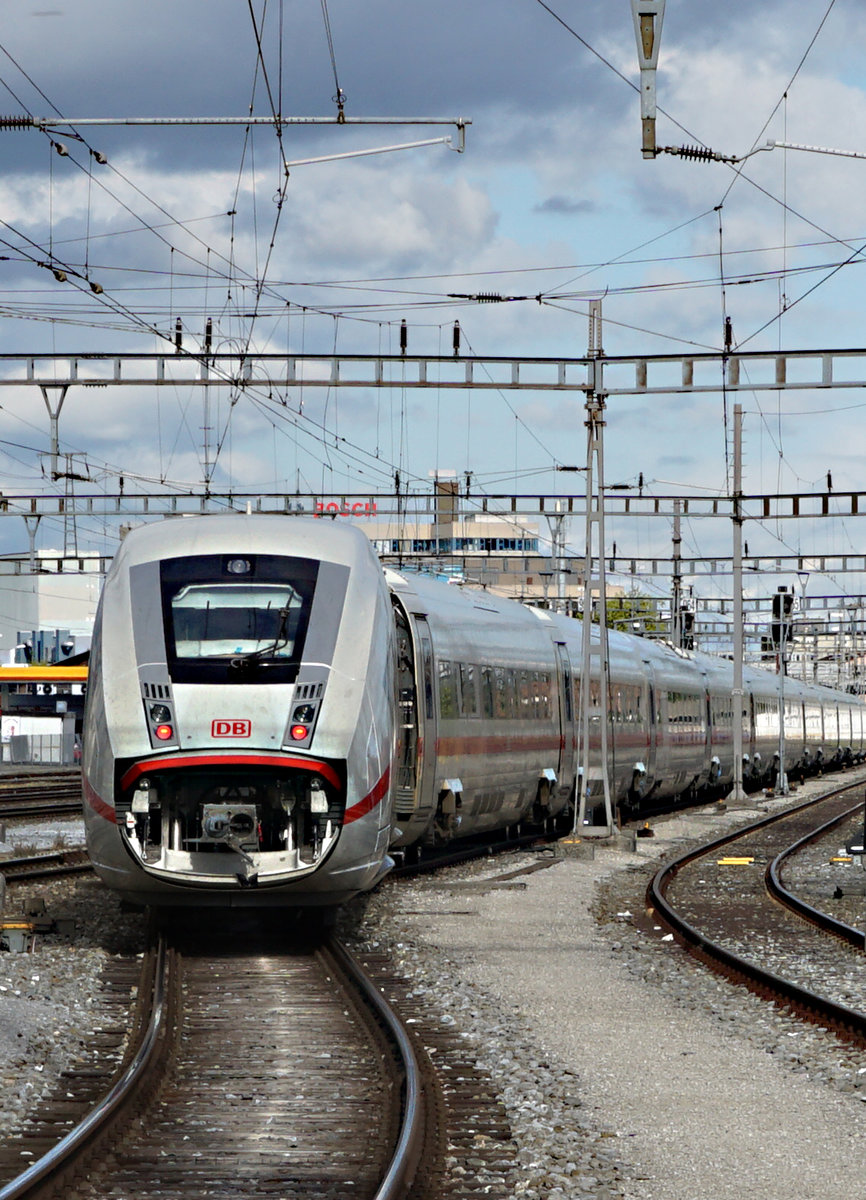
647, 781, 866, 1042
391, 823, 563, 877
1, 848, 91, 881
0, 938, 169, 1200
0, 801, 81, 818
766, 797, 865, 948
328, 937, 425, 1200
0, 773, 80, 789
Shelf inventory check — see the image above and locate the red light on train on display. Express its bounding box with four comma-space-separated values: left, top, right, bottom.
290, 724, 309, 741
155, 724, 174, 741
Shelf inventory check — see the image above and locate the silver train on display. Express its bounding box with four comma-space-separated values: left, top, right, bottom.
82, 515, 866, 907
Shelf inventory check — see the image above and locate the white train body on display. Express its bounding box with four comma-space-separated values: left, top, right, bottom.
82, 515, 866, 907
83, 516, 396, 906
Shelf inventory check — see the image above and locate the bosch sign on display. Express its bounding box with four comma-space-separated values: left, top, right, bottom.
314, 499, 377, 517
211, 719, 252, 738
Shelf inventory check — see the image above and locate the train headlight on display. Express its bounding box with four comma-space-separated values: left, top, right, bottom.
226, 558, 251, 575
155, 723, 174, 741
149, 704, 171, 724
292, 703, 316, 724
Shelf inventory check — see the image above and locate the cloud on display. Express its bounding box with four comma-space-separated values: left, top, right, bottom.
0, 0, 865, 575
534, 196, 597, 216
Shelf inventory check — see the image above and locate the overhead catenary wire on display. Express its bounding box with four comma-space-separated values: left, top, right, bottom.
0, 6, 863, 586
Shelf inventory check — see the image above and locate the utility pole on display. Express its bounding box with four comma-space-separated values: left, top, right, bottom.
547, 503, 568, 614
774, 586, 792, 796
202, 318, 213, 492
576, 301, 614, 836
726, 404, 748, 803
39, 385, 69, 481
23, 516, 41, 576
671, 498, 682, 646
631, 0, 666, 158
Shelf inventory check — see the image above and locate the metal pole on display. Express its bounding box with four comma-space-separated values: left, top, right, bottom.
576, 301, 614, 836
672, 498, 682, 646
727, 405, 748, 803
631, 1, 666, 158
22, 516, 41, 575
777, 599, 789, 795
547, 504, 567, 615
38, 385, 69, 481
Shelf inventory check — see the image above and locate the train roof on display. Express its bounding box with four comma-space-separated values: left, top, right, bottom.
109, 515, 380, 572
385, 566, 549, 626
387, 569, 864, 707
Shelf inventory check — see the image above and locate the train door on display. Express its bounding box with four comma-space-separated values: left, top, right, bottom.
641, 658, 657, 792
747, 692, 756, 772
391, 601, 436, 833
554, 642, 576, 802
393, 603, 418, 816
700, 674, 713, 786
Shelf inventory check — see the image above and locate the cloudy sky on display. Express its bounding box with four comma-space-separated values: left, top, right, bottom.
1, 0, 866, 607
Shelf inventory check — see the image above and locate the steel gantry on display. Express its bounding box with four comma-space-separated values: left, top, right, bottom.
0, 488, 864, 527
4, 346, 866, 394
4, 341, 866, 836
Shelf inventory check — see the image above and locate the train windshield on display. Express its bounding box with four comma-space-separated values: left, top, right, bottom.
161, 553, 319, 683
171, 583, 301, 659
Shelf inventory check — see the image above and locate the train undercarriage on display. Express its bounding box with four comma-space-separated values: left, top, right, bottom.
114, 763, 345, 886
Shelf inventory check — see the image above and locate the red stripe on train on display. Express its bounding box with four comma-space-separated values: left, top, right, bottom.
344, 766, 391, 825
82, 774, 117, 824
119, 753, 341, 792
436, 734, 561, 756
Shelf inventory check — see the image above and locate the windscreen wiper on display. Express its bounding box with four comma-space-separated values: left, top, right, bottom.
229, 606, 290, 673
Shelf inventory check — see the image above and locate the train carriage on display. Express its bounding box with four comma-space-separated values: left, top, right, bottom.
387, 571, 574, 847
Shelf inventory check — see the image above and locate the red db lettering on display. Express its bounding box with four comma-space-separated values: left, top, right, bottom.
212, 719, 251, 738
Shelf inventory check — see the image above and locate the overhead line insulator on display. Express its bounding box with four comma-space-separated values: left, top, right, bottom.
661, 143, 736, 164
0, 115, 33, 130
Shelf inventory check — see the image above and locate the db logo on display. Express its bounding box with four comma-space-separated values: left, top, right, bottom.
212, 719, 251, 738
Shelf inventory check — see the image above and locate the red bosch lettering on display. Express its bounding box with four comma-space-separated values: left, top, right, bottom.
313, 498, 377, 517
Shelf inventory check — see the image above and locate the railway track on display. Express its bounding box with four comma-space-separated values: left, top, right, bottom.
0, 849, 91, 882
648, 780, 866, 1044
0, 772, 82, 821
0, 923, 439, 1200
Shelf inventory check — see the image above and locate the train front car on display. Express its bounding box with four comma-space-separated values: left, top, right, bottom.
82, 516, 396, 907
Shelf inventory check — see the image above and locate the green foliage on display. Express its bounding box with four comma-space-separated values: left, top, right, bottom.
599, 593, 663, 634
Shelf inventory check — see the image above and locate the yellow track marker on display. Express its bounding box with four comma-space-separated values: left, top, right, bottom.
717, 856, 755, 866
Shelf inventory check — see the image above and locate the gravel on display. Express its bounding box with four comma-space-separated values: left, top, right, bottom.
346, 769, 866, 1198
0, 819, 147, 1138
5, 775, 866, 1196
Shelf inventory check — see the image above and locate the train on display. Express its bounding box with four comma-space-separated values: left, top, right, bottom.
81, 514, 866, 908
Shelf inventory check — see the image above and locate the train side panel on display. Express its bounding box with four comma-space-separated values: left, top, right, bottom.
387, 573, 572, 846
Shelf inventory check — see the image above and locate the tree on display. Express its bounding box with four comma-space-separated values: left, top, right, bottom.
601, 592, 663, 635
